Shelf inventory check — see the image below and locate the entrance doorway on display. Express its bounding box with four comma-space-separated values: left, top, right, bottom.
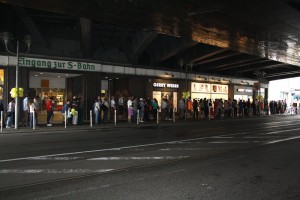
29, 71, 82, 124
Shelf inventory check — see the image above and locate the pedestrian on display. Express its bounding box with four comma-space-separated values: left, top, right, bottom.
102, 97, 109, 123
93, 99, 100, 125
139, 98, 145, 122
29, 98, 37, 128
152, 98, 158, 122
67, 106, 72, 125
46, 96, 54, 126
6, 98, 15, 128
127, 96, 133, 123
118, 96, 124, 119
178, 98, 185, 119
110, 96, 116, 122
22, 94, 29, 127
33, 96, 40, 126
61, 99, 70, 122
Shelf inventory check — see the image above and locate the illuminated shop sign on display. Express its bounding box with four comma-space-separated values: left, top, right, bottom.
18, 57, 96, 71
153, 82, 179, 88
237, 89, 252, 93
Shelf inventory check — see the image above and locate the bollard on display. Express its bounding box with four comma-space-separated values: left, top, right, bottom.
33, 111, 36, 130
114, 109, 117, 126
0, 111, 2, 132
64, 110, 67, 128
90, 110, 93, 127
173, 108, 176, 123
137, 110, 140, 125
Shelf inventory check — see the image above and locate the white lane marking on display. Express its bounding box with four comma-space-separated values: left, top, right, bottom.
0, 138, 208, 163
29, 157, 82, 161
87, 156, 188, 161
265, 128, 300, 135
265, 135, 300, 144
1, 127, 300, 163
160, 148, 225, 151
209, 141, 263, 144
0, 169, 114, 174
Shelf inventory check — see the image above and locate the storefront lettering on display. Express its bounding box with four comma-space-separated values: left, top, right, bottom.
18, 57, 96, 71
237, 88, 252, 93
153, 82, 179, 88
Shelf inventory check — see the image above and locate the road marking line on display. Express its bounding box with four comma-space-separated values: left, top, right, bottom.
209, 141, 263, 144
87, 156, 188, 161
29, 157, 82, 161
0, 138, 210, 163
1, 127, 300, 163
265, 135, 300, 144
0, 169, 114, 174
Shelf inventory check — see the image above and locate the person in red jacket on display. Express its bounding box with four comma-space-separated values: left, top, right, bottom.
46, 96, 54, 126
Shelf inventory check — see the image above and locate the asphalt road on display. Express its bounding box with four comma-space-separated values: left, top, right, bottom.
0, 115, 300, 200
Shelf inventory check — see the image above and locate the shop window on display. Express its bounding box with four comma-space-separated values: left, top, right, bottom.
0, 69, 4, 85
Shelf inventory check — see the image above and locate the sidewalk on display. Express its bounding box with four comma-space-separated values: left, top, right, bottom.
1, 114, 298, 135
0, 119, 182, 135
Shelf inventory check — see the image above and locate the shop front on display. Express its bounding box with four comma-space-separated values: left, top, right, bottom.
234, 86, 253, 101
191, 82, 229, 100
151, 80, 179, 111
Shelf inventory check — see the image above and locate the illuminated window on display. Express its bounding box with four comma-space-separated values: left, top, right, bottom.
0, 69, 4, 85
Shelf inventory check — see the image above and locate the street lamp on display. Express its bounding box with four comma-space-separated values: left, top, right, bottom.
1, 32, 31, 129
179, 59, 193, 120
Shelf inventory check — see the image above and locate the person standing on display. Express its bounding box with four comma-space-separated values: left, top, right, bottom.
46, 96, 54, 126
178, 98, 185, 120
161, 98, 168, 120
110, 96, 116, 122
192, 99, 199, 119
0, 97, 4, 116
93, 99, 100, 125
102, 97, 109, 123
33, 96, 40, 126
118, 96, 124, 120
61, 99, 70, 124
29, 98, 37, 128
127, 96, 133, 123
132, 96, 138, 123
6, 98, 15, 128
152, 98, 158, 122
22, 94, 29, 127
139, 98, 145, 122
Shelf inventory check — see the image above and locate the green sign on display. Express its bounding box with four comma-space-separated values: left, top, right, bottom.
18, 57, 99, 71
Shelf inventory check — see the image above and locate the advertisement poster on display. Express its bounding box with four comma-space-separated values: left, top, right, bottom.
211, 84, 228, 94
191, 82, 211, 93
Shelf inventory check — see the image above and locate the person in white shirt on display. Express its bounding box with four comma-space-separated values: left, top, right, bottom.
94, 99, 100, 125
6, 98, 15, 128
29, 98, 37, 128
127, 97, 133, 123
110, 96, 116, 122
22, 95, 29, 127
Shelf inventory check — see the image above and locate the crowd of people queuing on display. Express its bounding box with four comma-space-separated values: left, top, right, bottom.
92, 96, 167, 124
91, 96, 293, 124
0, 93, 296, 129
